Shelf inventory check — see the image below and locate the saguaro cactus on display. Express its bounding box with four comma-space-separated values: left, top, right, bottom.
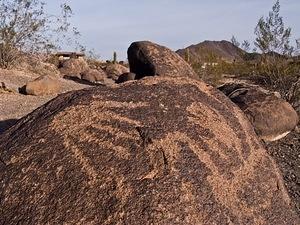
113, 51, 117, 64
184, 48, 190, 63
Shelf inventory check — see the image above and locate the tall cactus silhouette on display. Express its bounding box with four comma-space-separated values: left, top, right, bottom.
184, 48, 190, 63
113, 51, 117, 64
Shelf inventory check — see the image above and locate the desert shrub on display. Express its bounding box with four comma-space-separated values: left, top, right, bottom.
192, 62, 223, 86
86, 58, 105, 70
14, 53, 60, 76
251, 0, 300, 92
0, 0, 79, 69
45, 54, 61, 68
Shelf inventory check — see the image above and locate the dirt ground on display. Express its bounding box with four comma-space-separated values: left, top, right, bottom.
266, 130, 300, 215
0, 69, 91, 134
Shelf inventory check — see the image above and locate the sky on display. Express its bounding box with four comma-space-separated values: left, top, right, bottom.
47, 0, 300, 60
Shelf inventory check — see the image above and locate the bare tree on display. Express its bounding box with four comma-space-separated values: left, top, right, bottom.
295, 38, 300, 56
231, 35, 240, 48
241, 40, 250, 52
254, 0, 293, 56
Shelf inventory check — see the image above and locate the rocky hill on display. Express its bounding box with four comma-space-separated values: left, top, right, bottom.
176, 40, 246, 63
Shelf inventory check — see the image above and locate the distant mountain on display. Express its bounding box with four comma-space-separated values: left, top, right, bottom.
176, 40, 247, 63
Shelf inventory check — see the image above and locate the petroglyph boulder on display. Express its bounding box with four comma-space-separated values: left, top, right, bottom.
128, 41, 198, 79
0, 77, 299, 224
218, 82, 299, 142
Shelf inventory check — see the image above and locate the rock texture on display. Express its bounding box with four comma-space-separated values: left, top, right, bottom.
0, 77, 299, 224
287, 77, 300, 113
24, 75, 61, 96
81, 69, 107, 83
266, 130, 300, 215
218, 82, 299, 142
59, 58, 89, 79
128, 41, 198, 79
116, 72, 136, 84
0, 82, 14, 94
105, 63, 129, 81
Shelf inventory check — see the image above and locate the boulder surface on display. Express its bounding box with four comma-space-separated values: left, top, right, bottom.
218, 82, 299, 142
128, 41, 198, 79
24, 75, 61, 96
116, 72, 136, 84
0, 77, 299, 224
81, 69, 107, 83
59, 58, 89, 79
105, 63, 129, 81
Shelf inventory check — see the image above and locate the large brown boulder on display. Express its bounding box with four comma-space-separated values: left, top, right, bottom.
0, 77, 299, 224
59, 58, 89, 79
24, 75, 61, 96
105, 63, 129, 81
81, 69, 107, 83
218, 82, 299, 142
127, 41, 198, 79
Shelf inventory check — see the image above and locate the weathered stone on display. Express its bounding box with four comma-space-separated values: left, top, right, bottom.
81, 69, 107, 83
105, 63, 129, 81
128, 41, 198, 79
59, 58, 89, 79
0, 82, 14, 94
24, 75, 61, 96
116, 72, 136, 84
287, 78, 300, 113
38, 62, 61, 77
0, 77, 299, 224
218, 82, 299, 142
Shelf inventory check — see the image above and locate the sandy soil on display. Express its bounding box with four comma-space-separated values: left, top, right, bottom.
0, 69, 91, 134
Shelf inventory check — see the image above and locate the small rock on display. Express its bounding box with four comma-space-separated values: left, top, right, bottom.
24, 75, 61, 96
81, 69, 107, 83
59, 58, 89, 79
116, 72, 136, 84
105, 63, 129, 81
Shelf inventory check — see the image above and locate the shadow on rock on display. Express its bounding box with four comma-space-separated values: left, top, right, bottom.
63, 75, 102, 86
0, 119, 18, 134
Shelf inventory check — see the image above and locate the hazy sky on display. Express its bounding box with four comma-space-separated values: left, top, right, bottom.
48, 0, 300, 60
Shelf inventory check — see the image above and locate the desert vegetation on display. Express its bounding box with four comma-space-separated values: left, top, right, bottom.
183, 1, 300, 103
0, 0, 83, 69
